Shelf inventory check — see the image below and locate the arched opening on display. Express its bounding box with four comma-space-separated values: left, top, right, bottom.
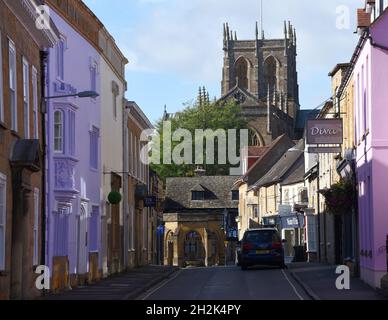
165, 231, 174, 266
184, 231, 205, 264
235, 57, 249, 90
248, 128, 264, 147
264, 56, 278, 95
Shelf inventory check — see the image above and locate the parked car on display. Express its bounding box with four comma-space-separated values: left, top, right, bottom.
240, 228, 285, 270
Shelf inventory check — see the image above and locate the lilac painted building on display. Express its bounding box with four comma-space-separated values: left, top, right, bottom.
45, 5, 101, 289
354, 6, 388, 289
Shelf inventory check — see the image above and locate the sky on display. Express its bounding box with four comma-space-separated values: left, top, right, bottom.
83, 0, 364, 123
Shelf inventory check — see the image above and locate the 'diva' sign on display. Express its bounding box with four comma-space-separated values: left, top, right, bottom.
306, 119, 343, 145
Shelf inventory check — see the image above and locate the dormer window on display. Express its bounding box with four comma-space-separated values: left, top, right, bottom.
191, 184, 206, 201
232, 190, 239, 201
192, 191, 205, 201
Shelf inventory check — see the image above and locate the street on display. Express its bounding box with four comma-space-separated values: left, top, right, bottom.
140, 266, 310, 300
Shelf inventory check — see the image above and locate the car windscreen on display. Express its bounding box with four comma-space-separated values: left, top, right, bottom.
244, 230, 280, 243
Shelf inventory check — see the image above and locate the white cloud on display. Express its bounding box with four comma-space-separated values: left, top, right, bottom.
121, 0, 362, 85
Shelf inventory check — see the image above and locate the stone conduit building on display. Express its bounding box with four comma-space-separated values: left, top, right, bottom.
163, 175, 239, 267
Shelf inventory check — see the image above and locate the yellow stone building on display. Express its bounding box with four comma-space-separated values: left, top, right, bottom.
163, 175, 239, 267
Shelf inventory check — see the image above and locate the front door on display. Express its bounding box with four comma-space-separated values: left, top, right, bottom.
76, 205, 88, 277
108, 203, 121, 273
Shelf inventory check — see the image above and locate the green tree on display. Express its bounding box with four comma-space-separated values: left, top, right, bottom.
150, 100, 247, 178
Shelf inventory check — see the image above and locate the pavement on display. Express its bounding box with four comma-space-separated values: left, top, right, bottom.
288, 262, 387, 300
139, 265, 310, 300
37, 262, 387, 300
39, 265, 178, 300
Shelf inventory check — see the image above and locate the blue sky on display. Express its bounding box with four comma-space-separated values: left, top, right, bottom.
84, 0, 363, 123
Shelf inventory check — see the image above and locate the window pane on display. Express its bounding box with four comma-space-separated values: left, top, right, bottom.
54, 111, 63, 152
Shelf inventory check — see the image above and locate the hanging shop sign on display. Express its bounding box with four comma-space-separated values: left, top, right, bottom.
308, 147, 342, 154
306, 119, 343, 145
144, 196, 157, 208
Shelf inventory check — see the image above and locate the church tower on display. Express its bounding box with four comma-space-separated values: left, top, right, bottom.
219, 22, 300, 146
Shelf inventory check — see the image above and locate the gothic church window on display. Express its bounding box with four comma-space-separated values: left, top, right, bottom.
264, 56, 277, 95
235, 57, 248, 90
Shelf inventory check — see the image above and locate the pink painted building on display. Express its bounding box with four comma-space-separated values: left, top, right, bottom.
354, 6, 388, 289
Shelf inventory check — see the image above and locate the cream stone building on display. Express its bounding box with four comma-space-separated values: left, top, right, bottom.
99, 26, 128, 277
235, 135, 295, 239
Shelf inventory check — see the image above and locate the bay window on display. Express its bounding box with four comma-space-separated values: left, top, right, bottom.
54, 110, 64, 153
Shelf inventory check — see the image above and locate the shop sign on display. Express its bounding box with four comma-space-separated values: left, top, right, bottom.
306, 119, 343, 145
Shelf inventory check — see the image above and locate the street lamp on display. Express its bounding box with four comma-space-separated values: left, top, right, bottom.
44, 90, 99, 100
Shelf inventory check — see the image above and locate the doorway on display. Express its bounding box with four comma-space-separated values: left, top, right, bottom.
76, 204, 88, 278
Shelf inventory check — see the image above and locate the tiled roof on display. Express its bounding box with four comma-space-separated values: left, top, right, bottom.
243, 135, 296, 187
247, 146, 270, 157
281, 156, 305, 186
164, 176, 239, 211
253, 140, 304, 189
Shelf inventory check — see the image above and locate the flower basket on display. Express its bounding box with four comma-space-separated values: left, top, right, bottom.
320, 180, 355, 215
108, 190, 122, 205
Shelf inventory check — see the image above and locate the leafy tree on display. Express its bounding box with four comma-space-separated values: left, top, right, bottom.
150, 100, 247, 178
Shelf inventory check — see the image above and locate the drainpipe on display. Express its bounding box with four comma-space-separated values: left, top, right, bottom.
123, 102, 129, 269
40, 50, 48, 269
316, 162, 322, 263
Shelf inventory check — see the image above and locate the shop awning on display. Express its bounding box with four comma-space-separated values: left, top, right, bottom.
280, 214, 305, 229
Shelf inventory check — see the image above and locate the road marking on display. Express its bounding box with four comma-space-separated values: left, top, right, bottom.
281, 269, 304, 301
140, 269, 183, 300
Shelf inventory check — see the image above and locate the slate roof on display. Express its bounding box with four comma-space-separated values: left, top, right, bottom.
281, 156, 305, 186
243, 134, 296, 187
253, 140, 304, 189
295, 109, 320, 129
164, 176, 239, 212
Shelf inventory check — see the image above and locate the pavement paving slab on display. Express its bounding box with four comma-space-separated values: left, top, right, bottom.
39, 265, 179, 300
288, 262, 387, 300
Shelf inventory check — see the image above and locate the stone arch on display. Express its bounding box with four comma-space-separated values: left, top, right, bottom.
164, 230, 175, 266
264, 55, 281, 95
248, 127, 265, 147
183, 230, 205, 265
234, 56, 251, 90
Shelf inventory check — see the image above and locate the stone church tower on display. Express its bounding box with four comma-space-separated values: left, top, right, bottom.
218, 22, 300, 146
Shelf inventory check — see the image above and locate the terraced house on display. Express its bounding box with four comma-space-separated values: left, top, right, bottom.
0, 0, 58, 299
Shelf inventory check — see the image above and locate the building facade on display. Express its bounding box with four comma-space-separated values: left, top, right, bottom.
163, 175, 238, 267
354, 5, 388, 289
235, 135, 295, 239
124, 101, 153, 268
45, 0, 103, 291
99, 25, 128, 277
0, 0, 58, 299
